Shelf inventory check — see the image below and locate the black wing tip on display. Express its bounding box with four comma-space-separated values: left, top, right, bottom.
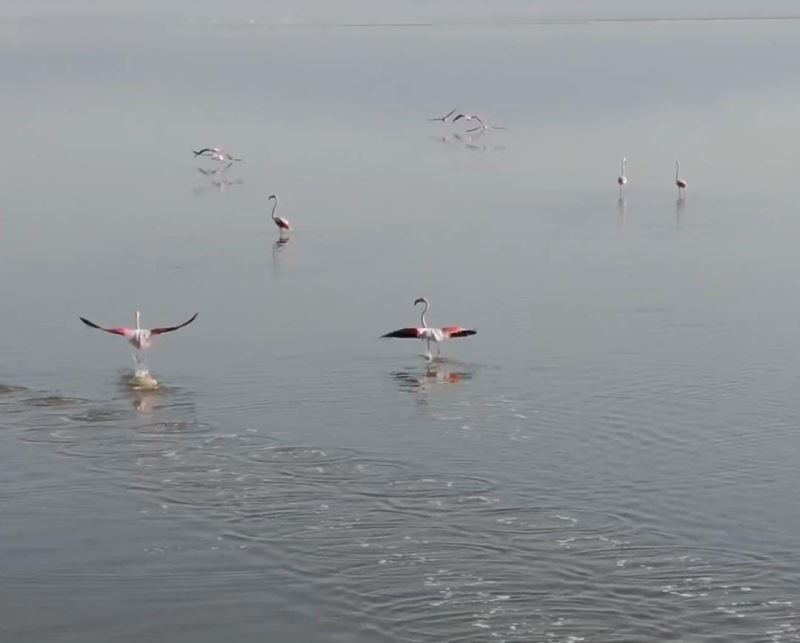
381, 329, 418, 339
452, 329, 477, 337
79, 316, 101, 329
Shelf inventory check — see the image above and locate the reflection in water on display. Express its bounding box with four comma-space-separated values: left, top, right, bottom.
193, 163, 243, 195
117, 369, 169, 413
428, 119, 506, 153
270, 236, 291, 277
391, 360, 473, 406
675, 195, 686, 229
617, 196, 628, 228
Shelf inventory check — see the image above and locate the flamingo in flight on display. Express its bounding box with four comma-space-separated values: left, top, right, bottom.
193, 147, 242, 162
268, 194, 291, 236
382, 297, 476, 359
80, 311, 198, 351
453, 113, 506, 133
675, 161, 687, 195
428, 107, 458, 123
617, 157, 627, 191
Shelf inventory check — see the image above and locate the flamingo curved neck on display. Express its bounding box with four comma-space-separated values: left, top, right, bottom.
418, 301, 429, 328
270, 197, 278, 220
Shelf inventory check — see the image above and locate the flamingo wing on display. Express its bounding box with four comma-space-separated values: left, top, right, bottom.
275, 217, 291, 230
381, 327, 422, 339
150, 312, 198, 336
79, 317, 132, 337
442, 326, 477, 338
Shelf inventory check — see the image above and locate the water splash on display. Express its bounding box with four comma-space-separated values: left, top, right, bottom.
129, 353, 158, 390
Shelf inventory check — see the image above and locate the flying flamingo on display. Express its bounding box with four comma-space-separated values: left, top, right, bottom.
452, 113, 485, 133
675, 161, 687, 195
79, 311, 198, 351
617, 157, 627, 191
382, 297, 476, 360
268, 194, 291, 237
193, 147, 242, 162
453, 113, 506, 133
428, 107, 458, 123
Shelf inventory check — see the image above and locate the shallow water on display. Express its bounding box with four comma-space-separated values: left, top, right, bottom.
2, 2, 800, 641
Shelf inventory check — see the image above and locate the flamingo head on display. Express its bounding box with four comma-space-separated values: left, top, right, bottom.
268, 194, 277, 201
414, 297, 429, 307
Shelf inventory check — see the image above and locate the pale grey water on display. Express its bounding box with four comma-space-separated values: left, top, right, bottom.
2, 2, 800, 641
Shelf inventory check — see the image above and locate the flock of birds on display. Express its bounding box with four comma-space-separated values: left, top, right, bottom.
80, 141, 479, 386
616, 156, 689, 196
80, 119, 691, 386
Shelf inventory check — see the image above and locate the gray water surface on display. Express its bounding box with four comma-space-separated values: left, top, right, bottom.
2, 2, 800, 641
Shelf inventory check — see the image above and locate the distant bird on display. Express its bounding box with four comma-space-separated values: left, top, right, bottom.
675, 161, 687, 194
617, 157, 627, 191
452, 113, 485, 132
268, 194, 291, 236
453, 113, 506, 133
428, 107, 458, 123
382, 297, 476, 359
193, 147, 242, 162
80, 311, 198, 351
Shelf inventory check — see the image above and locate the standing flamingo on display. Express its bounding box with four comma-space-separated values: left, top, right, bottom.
382, 297, 476, 360
80, 311, 198, 351
675, 161, 687, 195
268, 194, 291, 237
617, 157, 627, 191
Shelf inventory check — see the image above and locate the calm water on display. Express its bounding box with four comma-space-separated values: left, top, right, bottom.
2, 2, 800, 641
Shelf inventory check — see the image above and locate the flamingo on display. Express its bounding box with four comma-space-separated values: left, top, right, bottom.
193, 147, 242, 162
268, 194, 291, 236
617, 157, 627, 191
428, 107, 458, 123
453, 113, 506, 133
382, 297, 476, 360
675, 161, 687, 195
452, 113, 485, 133
79, 311, 198, 351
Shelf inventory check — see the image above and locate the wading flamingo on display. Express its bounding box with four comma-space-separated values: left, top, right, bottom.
617, 158, 627, 191
382, 297, 476, 360
193, 147, 242, 162
80, 311, 198, 351
268, 194, 291, 236
675, 161, 687, 195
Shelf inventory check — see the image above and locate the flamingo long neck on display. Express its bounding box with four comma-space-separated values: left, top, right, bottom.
135, 311, 141, 331
270, 197, 278, 221
419, 301, 429, 328
675, 163, 680, 181
621, 158, 626, 177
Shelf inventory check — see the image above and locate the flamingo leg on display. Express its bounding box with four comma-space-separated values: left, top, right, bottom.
425, 338, 432, 361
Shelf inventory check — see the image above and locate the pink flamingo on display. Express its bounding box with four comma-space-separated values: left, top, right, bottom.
382, 297, 476, 359
617, 157, 627, 191
80, 311, 198, 351
675, 161, 687, 195
268, 194, 291, 236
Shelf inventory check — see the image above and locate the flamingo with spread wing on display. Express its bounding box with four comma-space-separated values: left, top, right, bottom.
80, 311, 198, 351
382, 297, 476, 359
